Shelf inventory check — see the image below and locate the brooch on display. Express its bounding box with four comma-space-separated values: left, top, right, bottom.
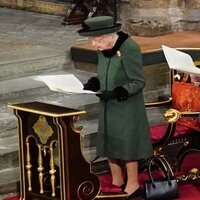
116, 51, 121, 57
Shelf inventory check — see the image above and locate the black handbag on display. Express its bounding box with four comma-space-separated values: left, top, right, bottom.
144, 156, 179, 200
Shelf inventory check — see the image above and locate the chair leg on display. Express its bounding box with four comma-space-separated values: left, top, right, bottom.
62, 0, 89, 25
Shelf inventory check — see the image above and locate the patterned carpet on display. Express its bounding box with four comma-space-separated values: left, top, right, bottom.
3, 153, 200, 200
3, 183, 200, 200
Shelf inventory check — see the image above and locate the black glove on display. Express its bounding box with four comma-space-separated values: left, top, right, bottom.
96, 90, 116, 102
83, 77, 100, 92
96, 86, 129, 102
114, 86, 129, 101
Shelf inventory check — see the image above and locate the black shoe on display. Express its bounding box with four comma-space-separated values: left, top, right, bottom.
124, 187, 144, 200
120, 183, 126, 190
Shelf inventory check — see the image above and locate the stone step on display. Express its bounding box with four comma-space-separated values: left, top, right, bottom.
0, 45, 70, 81
0, 108, 19, 183
0, 76, 54, 106
0, 8, 81, 50
79, 119, 98, 163
0, 107, 17, 136
0, 182, 19, 200
0, 167, 19, 194
0, 151, 19, 193
80, 119, 98, 148
0, 8, 83, 82
0, 134, 18, 157
0, 69, 97, 106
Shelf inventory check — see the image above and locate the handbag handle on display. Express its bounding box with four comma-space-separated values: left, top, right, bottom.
147, 156, 174, 188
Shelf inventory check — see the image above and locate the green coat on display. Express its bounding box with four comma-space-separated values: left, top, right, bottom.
96, 37, 153, 160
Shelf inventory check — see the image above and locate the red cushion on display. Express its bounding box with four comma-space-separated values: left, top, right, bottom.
172, 82, 200, 132
3, 196, 20, 200
150, 123, 195, 142
179, 152, 200, 173
178, 183, 200, 200
150, 124, 166, 142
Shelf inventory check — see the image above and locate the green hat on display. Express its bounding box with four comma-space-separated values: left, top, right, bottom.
78, 16, 121, 36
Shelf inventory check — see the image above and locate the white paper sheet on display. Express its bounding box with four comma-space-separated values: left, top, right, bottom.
162, 45, 200, 75
33, 74, 96, 94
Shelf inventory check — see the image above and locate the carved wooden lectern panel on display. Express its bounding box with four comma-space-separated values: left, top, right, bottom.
8, 102, 100, 200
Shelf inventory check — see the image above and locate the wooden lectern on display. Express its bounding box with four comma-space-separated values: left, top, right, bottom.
8, 101, 100, 200
9, 101, 128, 199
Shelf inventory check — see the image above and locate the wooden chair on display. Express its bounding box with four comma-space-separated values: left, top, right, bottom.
145, 56, 200, 183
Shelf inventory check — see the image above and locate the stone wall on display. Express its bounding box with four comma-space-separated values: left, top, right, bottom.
0, 0, 70, 15
1, 0, 199, 36
118, 0, 200, 36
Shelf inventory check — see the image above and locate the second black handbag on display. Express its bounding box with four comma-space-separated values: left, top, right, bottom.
144, 156, 179, 200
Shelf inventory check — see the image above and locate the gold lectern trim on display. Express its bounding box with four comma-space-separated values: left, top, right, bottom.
49, 140, 57, 197
8, 104, 86, 117
37, 144, 44, 194
53, 117, 66, 200
96, 193, 128, 198
25, 139, 32, 191
70, 115, 83, 133
33, 115, 54, 144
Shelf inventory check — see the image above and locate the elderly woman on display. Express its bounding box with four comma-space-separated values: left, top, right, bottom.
78, 16, 153, 199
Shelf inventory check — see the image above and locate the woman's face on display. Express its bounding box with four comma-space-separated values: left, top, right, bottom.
191, 62, 200, 83
88, 34, 114, 51
191, 74, 200, 83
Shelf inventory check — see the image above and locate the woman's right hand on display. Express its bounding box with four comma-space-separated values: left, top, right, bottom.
83, 77, 100, 92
